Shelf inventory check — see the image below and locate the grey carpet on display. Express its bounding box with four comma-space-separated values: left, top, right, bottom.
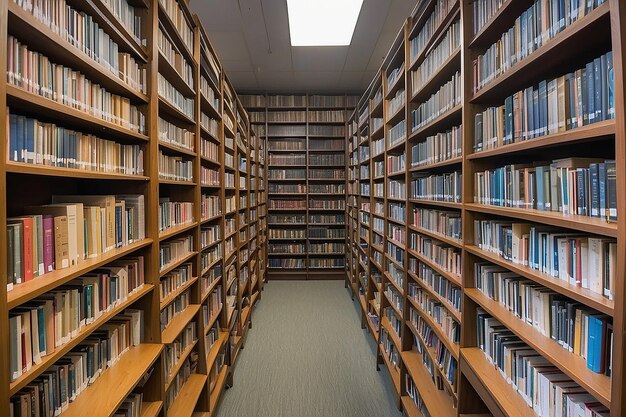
216, 280, 402, 417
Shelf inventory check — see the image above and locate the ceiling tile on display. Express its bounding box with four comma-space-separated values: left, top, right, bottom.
291, 47, 348, 72
208, 31, 250, 61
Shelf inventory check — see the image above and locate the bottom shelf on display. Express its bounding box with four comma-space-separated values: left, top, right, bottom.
461, 348, 528, 417
209, 365, 229, 415
167, 373, 208, 417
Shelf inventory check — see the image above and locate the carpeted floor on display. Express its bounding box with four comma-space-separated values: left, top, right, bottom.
215, 280, 401, 417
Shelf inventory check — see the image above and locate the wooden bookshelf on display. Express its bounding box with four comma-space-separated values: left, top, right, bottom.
241, 94, 356, 279
0, 1, 266, 416
347, 1, 626, 417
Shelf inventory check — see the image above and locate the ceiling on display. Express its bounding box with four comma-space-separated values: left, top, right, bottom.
190, 0, 416, 95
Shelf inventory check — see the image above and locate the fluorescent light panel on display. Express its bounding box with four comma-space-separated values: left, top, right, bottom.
287, 0, 363, 46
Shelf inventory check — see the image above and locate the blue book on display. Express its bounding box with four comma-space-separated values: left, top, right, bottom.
16, 115, 25, 163
9, 113, 17, 162
598, 162, 607, 218
536, 166, 545, 210
607, 51, 614, 119
25, 117, 35, 163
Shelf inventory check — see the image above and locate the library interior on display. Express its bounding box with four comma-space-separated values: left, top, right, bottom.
1, 0, 625, 416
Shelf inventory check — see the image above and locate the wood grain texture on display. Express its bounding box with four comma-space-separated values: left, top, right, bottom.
214, 281, 401, 417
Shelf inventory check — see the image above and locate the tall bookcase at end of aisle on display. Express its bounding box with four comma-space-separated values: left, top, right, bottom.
241, 94, 358, 280
346, 0, 626, 417
1, 1, 267, 417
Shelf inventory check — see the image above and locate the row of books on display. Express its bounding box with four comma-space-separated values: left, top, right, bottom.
411, 262, 462, 313
388, 180, 407, 200
268, 214, 306, 224
410, 234, 462, 276
200, 76, 220, 111
309, 199, 345, 209
387, 153, 406, 174
201, 195, 220, 220
268, 168, 306, 179
159, 117, 194, 152
308, 110, 345, 123
387, 89, 405, 117
410, 289, 460, 343
309, 258, 346, 268
101, 0, 145, 46
112, 392, 145, 417
9, 258, 145, 381
409, 0, 456, 63
309, 154, 345, 166
269, 243, 305, 254
200, 113, 219, 138
473, 0, 609, 94
411, 208, 462, 241
158, 0, 194, 54
476, 311, 610, 416
410, 125, 462, 167
412, 315, 458, 389
388, 119, 407, 147
371, 117, 384, 134
473, 158, 617, 220
8, 36, 146, 133
164, 321, 196, 382
310, 138, 344, 150
158, 27, 193, 89
473, 219, 616, 299
164, 352, 198, 412
158, 73, 194, 118
7, 195, 145, 286
309, 125, 345, 136
310, 184, 345, 193
269, 229, 306, 239
388, 223, 406, 245
268, 199, 306, 210
308, 242, 345, 254
410, 171, 462, 203
474, 261, 611, 374
160, 290, 190, 332
411, 20, 460, 95
201, 244, 222, 272
388, 202, 406, 224
160, 263, 193, 304
158, 151, 193, 182
309, 169, 345, 179
266, 111, 305, 123
268, 139, 306, 151
203, 288, 223, 327
158, 199, 193, 232
268, 184, 306, 193
10, 308, 144, 417
268, 154, 306, 165
14, 0, 146, 93
474, 52, 614, 152
201, 166, 220, 187
8, 112, 144, 175
387, 65, 404, 91
309, 228, 345, 238
159, 235, 193, 270
268, 258, 305, 269
267, 125, 306, 136
411, 71, 461, 132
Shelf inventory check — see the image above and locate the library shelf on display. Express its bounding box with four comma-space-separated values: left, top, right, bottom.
408, 156, 463, 173
465, 203, 618, 238
9, 284, 155, 395
159, 140, 197, 157
209, 366, 229, 414
167, 374, 208, 417
408, 104, 462, 140
467, 120, 616, 160
465, 288, 611, 406
409, 1, 460, 70
411, 47, 462, 103
201, 278, 224, 305
5, 162, 151, 181
406, 320, 457, 398
460, 347, 531, 417
56, 343, 163, 417
407, 225, 463, 249
206, 333, 228, 369
382, 316, 403, 351
407, 248, 462, 287
7, 2, 149, 102
408, 270, 462, 324
165, 339, 200, 390
410, 299, 460, 359
140, 401, 164, 417
7, 239, 153, 309
156, 3, 194, 64
159, 222, 198, 241
401, 350, 456, 417
6, 85, 150, 143
387, 104, 406, 125
384, 292, 404, 318
162, 304, 202, 344
470, 3, 610, 105
160, 276, 199, 310
158, 52, 196, 98
160, 252, 199, 276
380, 348, 401, 394
464, 245, 614, 316
158, 96, 196, 126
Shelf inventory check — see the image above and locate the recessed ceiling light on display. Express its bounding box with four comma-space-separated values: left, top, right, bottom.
287, 0, 364, 46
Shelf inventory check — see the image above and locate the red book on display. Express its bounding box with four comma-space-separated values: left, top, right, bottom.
42, 215, 54, 273
8, 217, 34, 282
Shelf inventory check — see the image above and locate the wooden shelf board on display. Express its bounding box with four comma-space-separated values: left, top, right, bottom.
162, 304, 202, 344
140, 401, 163, 417
465, 203, 617, 238
407, 270, 462, 323
8, 239, 153, 309
407, 248, 462, 287
6, 162, 150, 181
159, 222, 198, 241
56, 344, 163, 417
160, 252, 198, 277
166, 374, 208, 417
209, 365, 229, 414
